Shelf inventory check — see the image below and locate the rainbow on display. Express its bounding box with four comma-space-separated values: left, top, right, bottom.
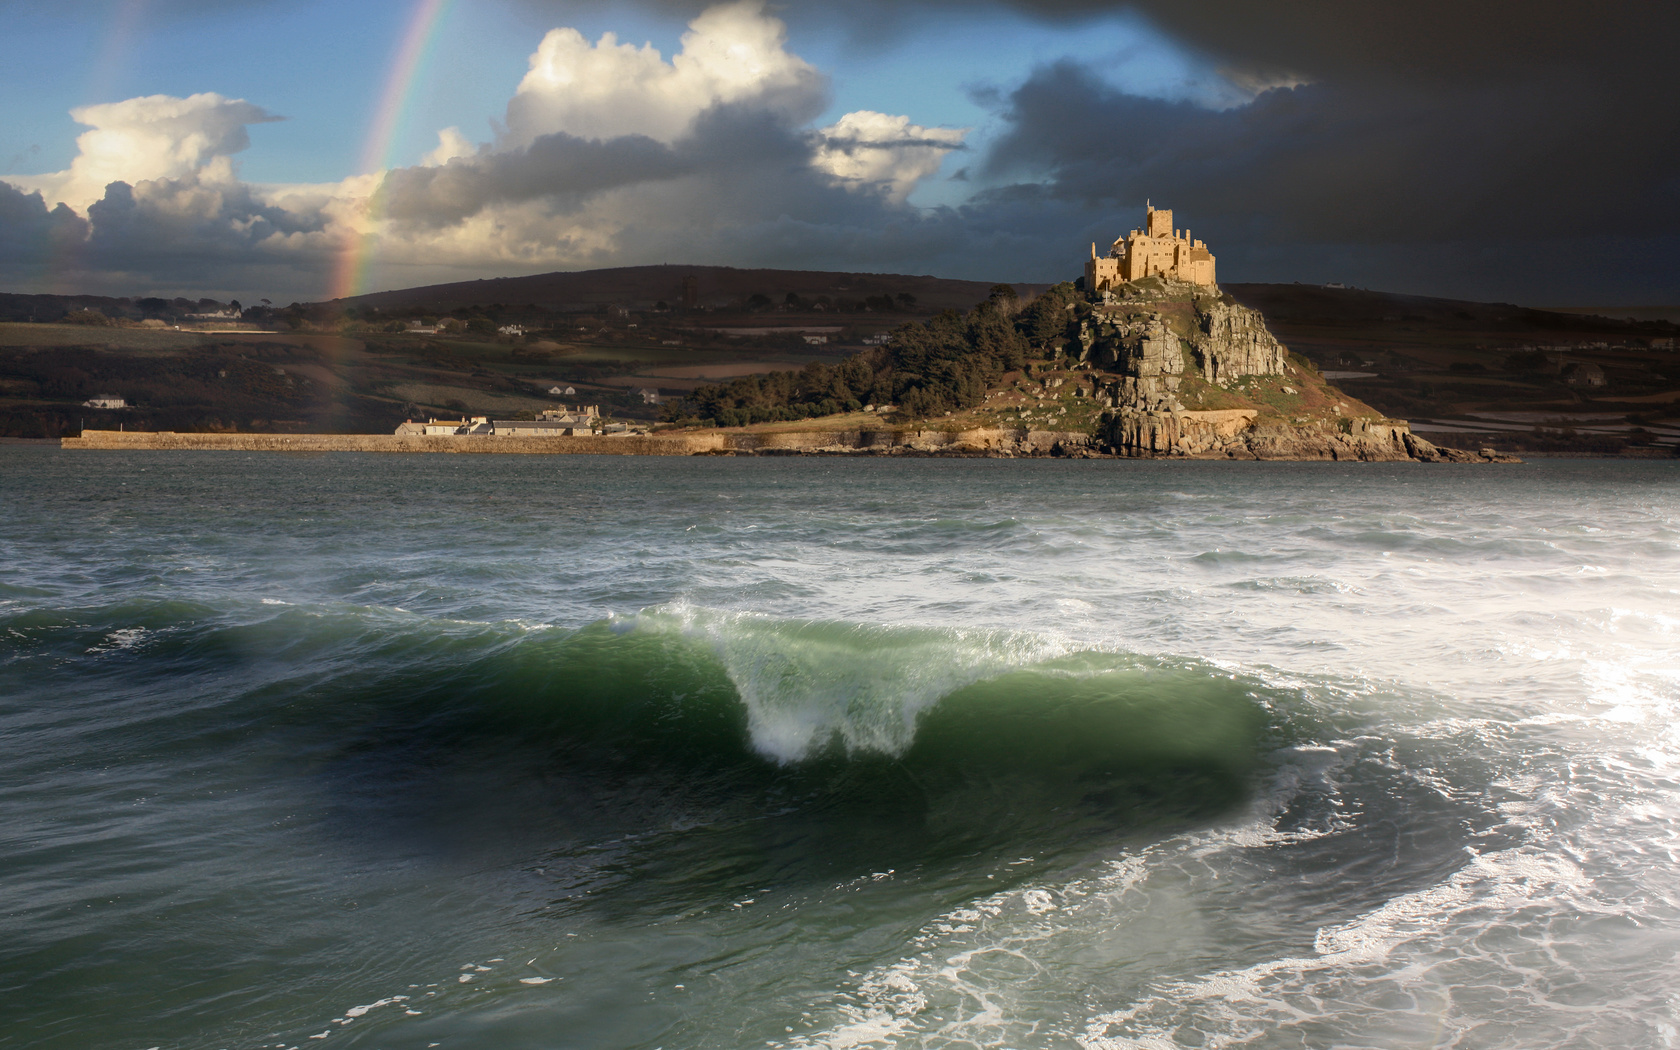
327, 0, 456, 303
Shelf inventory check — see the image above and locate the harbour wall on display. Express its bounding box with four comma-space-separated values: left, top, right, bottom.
61, 428, 1096, 456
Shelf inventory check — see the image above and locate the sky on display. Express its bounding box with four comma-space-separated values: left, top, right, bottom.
1, 0, 1676, 307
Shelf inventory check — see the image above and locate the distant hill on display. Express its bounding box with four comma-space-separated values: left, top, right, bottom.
1225, 283, 1680, 339
325, 264, 1052, 315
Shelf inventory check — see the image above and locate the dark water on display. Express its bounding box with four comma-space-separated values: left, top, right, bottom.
2, 449, 1678, 1049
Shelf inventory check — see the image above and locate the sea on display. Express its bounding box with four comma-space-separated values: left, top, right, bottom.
2, 448, 1678, 1050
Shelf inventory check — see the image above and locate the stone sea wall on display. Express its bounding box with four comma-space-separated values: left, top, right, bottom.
63, 430, 728, 455
62, 428, 1097, 457
63, 424, 1514, 462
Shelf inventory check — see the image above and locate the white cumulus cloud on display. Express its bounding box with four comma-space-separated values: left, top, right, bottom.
19, 92, 279, 211
811, 111, 967, 202
503, 0, 823, 145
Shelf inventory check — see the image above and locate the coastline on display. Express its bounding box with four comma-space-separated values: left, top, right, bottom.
60, 427, 1095, 457
61, 426, 1520, 461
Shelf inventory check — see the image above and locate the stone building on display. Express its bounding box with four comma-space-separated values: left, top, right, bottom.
1085, 204, 1216, 292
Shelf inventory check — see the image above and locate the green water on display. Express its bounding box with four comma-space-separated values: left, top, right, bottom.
2, 450, 1677, 1048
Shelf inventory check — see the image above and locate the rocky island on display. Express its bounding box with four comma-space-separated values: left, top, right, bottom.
1054, 204, 1512, 461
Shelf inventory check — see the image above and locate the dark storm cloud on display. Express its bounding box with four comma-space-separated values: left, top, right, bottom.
976, 1, 1680, 300
84, 178, 326, 267
0, 175, 332, 297
0, 183, 88, 279
980, 59, 1680, 243
377, 133, 692, 227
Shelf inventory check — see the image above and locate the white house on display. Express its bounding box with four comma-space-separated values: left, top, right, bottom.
83, 395, 126, 409
408, 416, 493, 435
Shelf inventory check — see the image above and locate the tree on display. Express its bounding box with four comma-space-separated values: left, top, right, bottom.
1016, 282, 1081, 352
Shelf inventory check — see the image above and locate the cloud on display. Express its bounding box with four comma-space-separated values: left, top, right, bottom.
503, 0, 824, 146
17, 92, 280, 212
0, 2, 977, 300
420, 128, 476, 168
376, 132, 691, 228
968, 50, 1680, 296
810, 112, 967, 203
0, 182, 89, 286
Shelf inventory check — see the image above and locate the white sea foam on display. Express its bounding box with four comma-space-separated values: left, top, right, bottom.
342, 996, 406, 1018
636, 603, 1075, 761
87, 627, 147, 654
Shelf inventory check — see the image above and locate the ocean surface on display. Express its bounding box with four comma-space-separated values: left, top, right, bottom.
2, 448, 1678, 1050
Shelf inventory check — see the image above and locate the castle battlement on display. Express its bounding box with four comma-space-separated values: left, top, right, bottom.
1085, 203, 1216, 292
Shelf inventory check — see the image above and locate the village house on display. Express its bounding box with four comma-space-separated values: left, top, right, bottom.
397, 404, 601, 437
540, 405, 598, 422
394, 416, 490, 436
82, 394, 127, 409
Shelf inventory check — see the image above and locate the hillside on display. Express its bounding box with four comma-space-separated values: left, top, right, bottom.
328, 265, 1051, 315
1226, 284, 1680, 453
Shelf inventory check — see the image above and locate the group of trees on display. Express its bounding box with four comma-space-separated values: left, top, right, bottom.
0, 295, 248, 326
665, 283, 1083, 426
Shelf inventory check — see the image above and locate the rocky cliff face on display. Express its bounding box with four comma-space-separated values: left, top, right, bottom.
1072, 278, 1516, 462
1105, 411, 1512, 461
1077, 287, 1288, 413
1189, 300, 1288, 382
1083, 317, 1187, 412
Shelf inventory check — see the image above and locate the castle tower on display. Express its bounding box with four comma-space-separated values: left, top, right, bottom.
1084, 203, 1216, 292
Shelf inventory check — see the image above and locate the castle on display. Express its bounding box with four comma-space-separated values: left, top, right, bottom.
1085, 204, 1216, 292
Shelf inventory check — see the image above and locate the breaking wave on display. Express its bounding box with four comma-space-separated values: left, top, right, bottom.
2, 599, 1276, 875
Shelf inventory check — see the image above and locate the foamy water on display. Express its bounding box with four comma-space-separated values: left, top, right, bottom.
1, 450, 1676, 1049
